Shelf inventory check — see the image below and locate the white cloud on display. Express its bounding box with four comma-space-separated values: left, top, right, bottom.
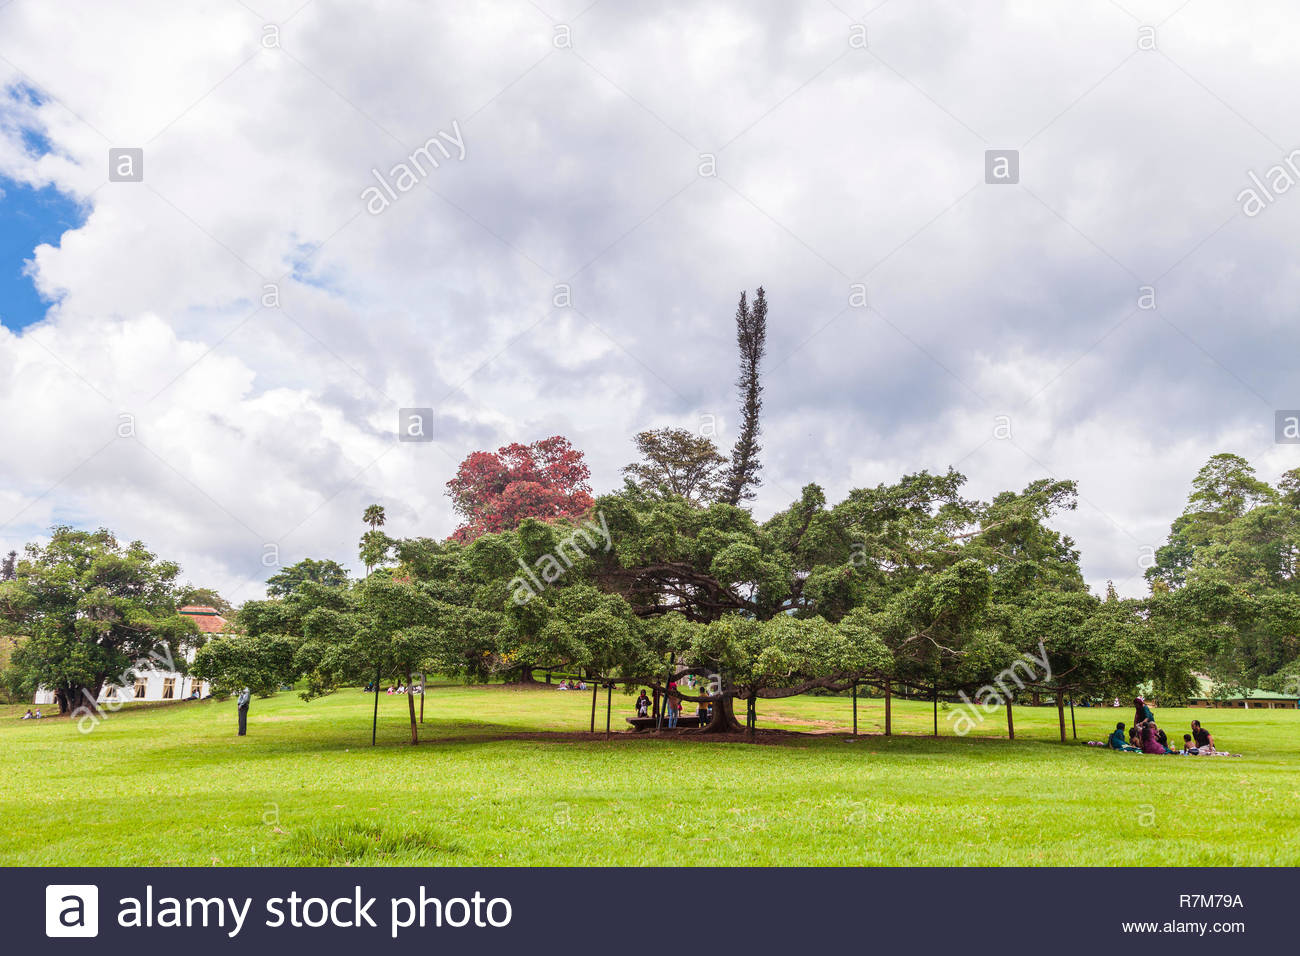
1, 0, 1297, 599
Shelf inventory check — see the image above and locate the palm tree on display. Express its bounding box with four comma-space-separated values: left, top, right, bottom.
361, 505, 388, 578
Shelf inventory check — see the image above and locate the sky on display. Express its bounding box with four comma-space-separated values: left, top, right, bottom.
0, 0, 1297, 606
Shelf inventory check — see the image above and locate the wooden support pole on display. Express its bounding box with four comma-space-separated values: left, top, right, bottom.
1057, 689, 1066, 742
1070, 697, 1077, 739
1006, 698, 1014, 740
655, 657, 672, 732
590, 680, 598, 733
419, 671, 425, 724
885, 681, 892, 736
605, 682, 612, 736
933, 686, 939, 737
371, 661, 381, 747
852, 681, 858, 736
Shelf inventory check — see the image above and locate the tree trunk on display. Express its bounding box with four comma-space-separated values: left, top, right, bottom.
506, 666, 537, 685
57, 684, 97, 717
406, 671, 418, 745
1056, 690, 1066, 742
700, 694, 743, 733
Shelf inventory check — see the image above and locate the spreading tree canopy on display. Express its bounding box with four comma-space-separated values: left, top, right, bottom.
0, 528, 199, 715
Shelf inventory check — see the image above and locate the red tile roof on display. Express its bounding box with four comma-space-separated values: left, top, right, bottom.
179, 606, 228, 633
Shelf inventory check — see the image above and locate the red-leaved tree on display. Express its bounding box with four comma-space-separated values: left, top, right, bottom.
446, 436, 595, 541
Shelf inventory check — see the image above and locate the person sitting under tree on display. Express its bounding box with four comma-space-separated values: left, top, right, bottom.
1191, 720, 1215, 753
1139, 720, 1171, 755
1108, 722, 1139, 751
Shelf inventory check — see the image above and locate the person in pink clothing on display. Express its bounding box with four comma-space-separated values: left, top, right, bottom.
1140, 721, 1170, 754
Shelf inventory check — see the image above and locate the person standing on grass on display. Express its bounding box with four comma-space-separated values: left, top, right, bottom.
635, 690, 650, 717
237, 687, 250, 736
665, 684, 680, 728
1191, 720, 1215, 753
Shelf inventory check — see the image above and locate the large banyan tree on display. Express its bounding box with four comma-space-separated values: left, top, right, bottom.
213, 468, 1174, 741
391, 469, 1151, 733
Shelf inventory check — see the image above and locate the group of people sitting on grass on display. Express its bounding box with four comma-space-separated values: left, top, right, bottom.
20, 709, 43, 719
383, 683, 422, 695
634, 685, 713, 728
556, 679, 588, 691
1099, 697, 1226, 755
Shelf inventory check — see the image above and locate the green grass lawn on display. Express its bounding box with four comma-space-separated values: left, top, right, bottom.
3, 684, 1298, 866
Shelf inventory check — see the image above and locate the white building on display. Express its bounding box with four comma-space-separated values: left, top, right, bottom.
35, 605, 227, 706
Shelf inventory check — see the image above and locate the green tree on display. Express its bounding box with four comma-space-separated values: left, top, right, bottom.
265, 558, 350, 598
361, 504, 391, 576
721, 287, 767, 505
1145, 454, 1300, 686
621, 427, 727, 505
478, 470, 1079, 732
297, 576, 472, 744
0, 528, 199, 715
1010, 591, 1151, 740
191, 633, 297, 698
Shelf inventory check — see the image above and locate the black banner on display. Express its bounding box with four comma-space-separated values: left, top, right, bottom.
14, 867, 1284, 952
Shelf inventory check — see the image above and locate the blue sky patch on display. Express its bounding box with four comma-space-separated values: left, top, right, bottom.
0, 177, 86, 331
0, 83, 86, 331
